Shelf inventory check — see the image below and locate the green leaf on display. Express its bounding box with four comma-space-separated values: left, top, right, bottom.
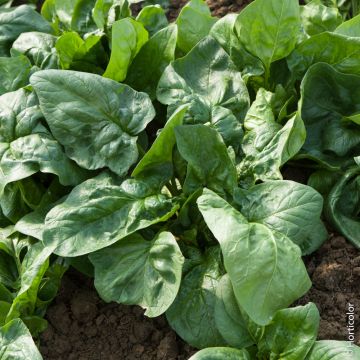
90, 231, 184, 317
136, 5, 168, 36
0, 5, 52, 56
299, 63, 360, 167
189, 347, 251, 360
0, 318, 42, 359
92, 0, 131, 30
176, 0, 217, 53
71, 0, 97, 34
6, 242, 53, 323
56, 32, 107, 73
287, 33, 360, 79
325, 167, 360, 248
132, 104, 189, 181
126, 24, 177, 100
234, 0, 300, 75
301, 1, 342, 36
30, 70, 155, 176
335, 13, 360, 36
305, 341, 360, 359
175, 125, 237, 196
198, 189, 311, 326
43, 174, 179, 256
214, 275, 256, 349
103, 18, 148, 82
239, 89, 305, 184
11, 32, 59, 69
166, 247, 226, 348
0, 89, 89, 195
157, 36, 249, 147
233, 181, 327, 255
258, 303, 320, 359
0, 55, 31, 95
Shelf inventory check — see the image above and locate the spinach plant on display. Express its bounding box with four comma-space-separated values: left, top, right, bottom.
0, 0, 359, 359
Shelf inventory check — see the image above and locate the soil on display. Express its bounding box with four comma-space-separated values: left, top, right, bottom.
40, 272, 196, 360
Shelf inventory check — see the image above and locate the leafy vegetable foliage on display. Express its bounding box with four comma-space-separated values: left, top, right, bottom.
0, 0, 360, 358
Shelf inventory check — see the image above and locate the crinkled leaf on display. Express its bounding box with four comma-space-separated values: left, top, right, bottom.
198, 189, 311, 326
233, 181, 327, 255
299, 63, 360, 168
0, 55, 31, 95
90, 231, 184, 317
189, 348, 251, 360
301, 1, 342, 36
43, 174, 179, 257
11, 32, 59, 69
287, 33, 360, 79
157, 36, 249, 147
239, 89, 305, 184
0, 318, 42, 360
305, 341, 360, 359
258, 303, 319, 359
325, 167, 360, 248
30, 70, 155, 176
0, 5, 52, 56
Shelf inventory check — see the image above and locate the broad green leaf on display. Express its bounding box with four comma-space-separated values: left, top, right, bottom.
325, 167, 360, 248
198, 189, 311, 326
92, 0, 131, 30
56, 32, 107, 73
90, 231, 184, 317
335, 13, 360, 36
126, 24, 177, 99
299, 63, 360, 167
0, 89, 89, 195
157, 36, 249, 147
287, 32, 360, 79
11, 32, 59, 69
0, 55, 31, 95
166, 247, 226, 348
175, 125, 237, 196
301, 1, 342, 36
239, 89, 305, 184
258, 303, 319, 360
189, 348, 251, 360
103, 18, 148, 82
234, 0, 300, 76
43, 174, 179, 256
233, 181, 327, 255
210, 14, 265, 83
176, 0, 217, 53
132, 104, 189, 181
30, 70, 155, 176
307, 169, 340, 196
71, 0, 97, 34
305, 341, 360, 359
214, 275, 256, 348
0, 5, 52, 56
136, 5, 168, 36
0, 318, 42, 360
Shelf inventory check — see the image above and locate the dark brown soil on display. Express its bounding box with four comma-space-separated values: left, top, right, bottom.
40, 271, 196, 360
298, 234, 360, 345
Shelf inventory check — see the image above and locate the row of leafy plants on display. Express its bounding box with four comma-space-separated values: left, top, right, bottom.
0, 0, 359, 358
